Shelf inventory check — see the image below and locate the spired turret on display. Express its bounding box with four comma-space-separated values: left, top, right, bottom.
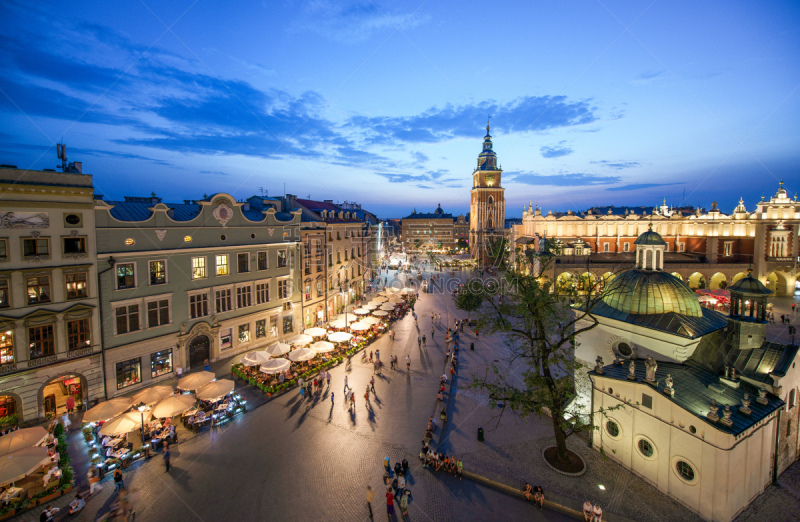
726, 269, 773, 350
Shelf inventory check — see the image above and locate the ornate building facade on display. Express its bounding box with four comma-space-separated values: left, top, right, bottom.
512, 182, 799, 295
469, 123, 506, 262
400, 205, 455, 252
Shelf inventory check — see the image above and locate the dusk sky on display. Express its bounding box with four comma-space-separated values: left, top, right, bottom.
1, 1, 798, 219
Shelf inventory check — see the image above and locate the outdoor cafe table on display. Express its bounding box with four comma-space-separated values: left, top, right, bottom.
104, 437, 124, 448
0, 487, 23, 503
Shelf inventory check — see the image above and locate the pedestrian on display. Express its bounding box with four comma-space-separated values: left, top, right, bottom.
350, 392, 355, 411
376, 349, 380, 360
65, 395, 75, 415
326, 371, 331, 387
344, 375, 349, 392
331, 392, 334, 404
431, 326, 434, 338
386, 487, 395, 518
418, 336, 421, 349
87, 468, 102, 495
422, 335, 426, 348
370, 376, 376, 393
406, 355, 410, 372
300, 386, 305, 399
367, 486, 374, 518
365, 388, 370, 405
369, 351, 374, 363
204, 358, 210, 372
592, 503, 603, 522
583, 501, 593, 522
164, 444, 171, 472
113, 469, 124, 493
400, 490, 409, 519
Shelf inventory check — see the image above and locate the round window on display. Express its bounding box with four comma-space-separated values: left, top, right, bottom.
676, 460, 695, 482
689, 425, 697, 434
124, 238, 135, 246
638, 439, 654, 457
220, 234, 227, 241
65, 214, 81, 225
250, 233, 256, 239
606, 420, 620, 437
617, 342, 633, 357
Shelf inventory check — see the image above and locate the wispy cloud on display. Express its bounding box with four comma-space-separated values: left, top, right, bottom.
606, 182, 684, 191
591, 160, 641, 170
540, 141, 573, 158
507, 171, 621, 186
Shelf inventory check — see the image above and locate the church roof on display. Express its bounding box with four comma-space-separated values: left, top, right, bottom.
584, 300, 728, 339
727, 274, 773, 296
591, 359, 784, 436
602, 270, 704, 317
634, 228, 667, 246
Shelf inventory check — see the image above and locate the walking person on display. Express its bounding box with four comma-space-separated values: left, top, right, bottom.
65, 395, 75, 415
164, 444, 171, 472
418, 336, 422, 349
364, 388, 371, 406
87, 468, 102, 495
367, 486, 374, 519
422, 335, 426, 348
326, 371, 331, 387
406, 355, 410, 372
344, 375, 349, 393
331, 392, 334, 404
370, 376, 376, 393
386, 487, 395, 518
113, 469, 124, 493
350, 392, 356, 411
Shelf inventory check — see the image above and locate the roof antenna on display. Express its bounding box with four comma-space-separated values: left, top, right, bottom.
56, 142, 68, 171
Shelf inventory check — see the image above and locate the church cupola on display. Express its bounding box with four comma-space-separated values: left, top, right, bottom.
634, 224, 667, 271
726, 269, 772, 350
476, 122, 499, 171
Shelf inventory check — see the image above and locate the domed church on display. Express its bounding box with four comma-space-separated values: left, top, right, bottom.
573, 228, 800, 521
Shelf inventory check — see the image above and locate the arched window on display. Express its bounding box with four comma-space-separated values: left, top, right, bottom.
487, 217, 493, 229
488, 196, 494, 205
656, 250, 662, 269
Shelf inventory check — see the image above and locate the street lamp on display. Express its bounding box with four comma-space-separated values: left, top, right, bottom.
137, 402, 147, 447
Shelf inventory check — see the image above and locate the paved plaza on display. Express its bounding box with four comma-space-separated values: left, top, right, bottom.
18, 269, 800, 521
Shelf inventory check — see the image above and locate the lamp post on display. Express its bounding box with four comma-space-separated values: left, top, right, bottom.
137, 402, 147, 447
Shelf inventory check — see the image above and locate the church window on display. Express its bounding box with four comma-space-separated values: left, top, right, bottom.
641, 394, 653, 409
616, 343, 632, 357
488, 196, 494, 205
675, 460, 695, 482
790, 388, 796, 409
637, 439, 654, 458
605, 420, 620, 438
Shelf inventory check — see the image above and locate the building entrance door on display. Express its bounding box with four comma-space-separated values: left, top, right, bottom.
189, 335, 210, 369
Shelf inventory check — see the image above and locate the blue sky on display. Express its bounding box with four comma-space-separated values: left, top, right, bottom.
1, 0, 798, 219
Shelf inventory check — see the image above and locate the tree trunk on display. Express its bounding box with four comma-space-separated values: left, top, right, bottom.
550, 409, 570, 466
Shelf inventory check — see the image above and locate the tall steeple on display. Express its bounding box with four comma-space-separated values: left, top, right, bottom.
477, 120, 499, 171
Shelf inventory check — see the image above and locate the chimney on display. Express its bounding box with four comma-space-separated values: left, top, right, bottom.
72, 162, 82, 174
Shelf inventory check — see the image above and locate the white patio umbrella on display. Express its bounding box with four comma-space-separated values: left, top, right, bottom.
265, 342, 291, 356
83, 397, 132, 423
353, 308, 370, 315
304, 327, 328, 337
373, 310, 389, 317
373, 296, 388, 303
99, 411, 153, 436
289, 334, 314, 346
387, 297, 403, 304
151, 394, 197, 418
260, 358, 290, 374
288, 347, 317, 362
132, 386, 175, 406
361, 316, 381, 325
362, 304, 377, 310
196, 379, 235, 401
380, 303, 396, 310
327, 331, 353, 343
333, 314, 357, 323
311, 341, 335, 353
328, 319, 348, 329
0, 427, 47, 457
242, 351, 272, 367
401, 288, 416, 294
349, 322, 370, 331
0, 447, 49, 486
177, 371, 215, 391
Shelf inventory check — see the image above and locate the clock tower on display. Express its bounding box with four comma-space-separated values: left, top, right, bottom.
469, 122, 505, 263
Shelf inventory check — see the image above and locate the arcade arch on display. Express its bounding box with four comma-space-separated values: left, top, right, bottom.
688, 272, 706, 290
709, 272, 727, 290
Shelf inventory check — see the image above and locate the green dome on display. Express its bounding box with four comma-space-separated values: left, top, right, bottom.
634, 229, 666, 246
602, 270, 702, 317
728, 275, 772, 296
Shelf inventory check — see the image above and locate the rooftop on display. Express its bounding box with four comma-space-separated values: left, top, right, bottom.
581, 300, 728, 339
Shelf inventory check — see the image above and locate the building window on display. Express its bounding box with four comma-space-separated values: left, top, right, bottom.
23, 237, 49, 257
605, 420, 620, 438
255, 319, 266, 339
641, 393, 653, 409
277, 250, 287, 268
220, 328, 233, 350
151, 350, 173, 378
637, 439, 654, 458
337, 251, 341, 263
238, 253, 249, 273
62, 237, 86, 254
116, 263, 135, 289
192, 257, 206, 279
149, 260, 166, 285
603, 242, 610, 252
238, 324, 250, 343
616, 342, 633, 357
67, 318, 91, 351
790, 388, 796, 409
26, 275, 51, 305
0, 330, 13, 365
675, 460, 695, 482
316, 282, 323, 297
278, 280, 289, 299
237, 286, 252, 308
147, 299, 170, 328
116, 358, 141, 389
28, 324, 55, 359
257, 251, 268, 270
0, 396, 15, 417
215, 288, 232, 313
304, 260, 311, 275
270, 316, 278, 337
723, 241, 733, 257
189, 293, 209, 319
283, 315, 293, 334
623, 242, 630, 252
256, 282, 269, 305
65, 272, 88, 299
115, 304, 140, 334
216, 255, 229, 276
0, 239, 7, 260
0, 279, 8, 308
678, 242, 685, 252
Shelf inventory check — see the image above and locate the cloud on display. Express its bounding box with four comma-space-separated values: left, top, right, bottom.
199, 170, 228, 176
591, 160, 641, 170
412, 151, 428, 163
508, 171, 621, 187
351, 95, 598, 145
374, 169, 453, 185
606, 182, 684, 191
540, 142, 573, 158
293, 1, 430, 43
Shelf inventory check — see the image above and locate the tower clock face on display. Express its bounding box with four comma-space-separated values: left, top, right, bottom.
486, 174, 495, 185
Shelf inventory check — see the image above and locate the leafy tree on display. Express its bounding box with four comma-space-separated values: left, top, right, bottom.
414, 239, 421, 250
457, 238, 468, 250
459, 253, 624, 470
454, 289, 482, 321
